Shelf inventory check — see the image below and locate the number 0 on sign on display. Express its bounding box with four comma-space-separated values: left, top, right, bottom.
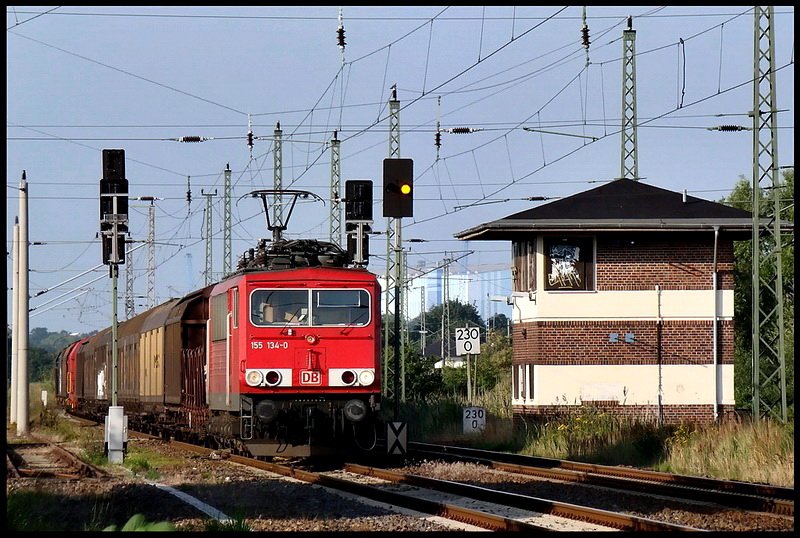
455, 326, 480, 356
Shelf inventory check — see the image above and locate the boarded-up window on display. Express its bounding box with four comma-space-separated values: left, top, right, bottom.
512, 240, 536, 292
211, 293, 228, 341
544, 236, 594, 291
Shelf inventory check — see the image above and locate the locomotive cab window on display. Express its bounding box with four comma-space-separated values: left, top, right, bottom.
250, 289, 309, 326
250, 288, 370, 327
312, 289, 370, 326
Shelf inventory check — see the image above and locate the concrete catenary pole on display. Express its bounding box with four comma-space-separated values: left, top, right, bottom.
10, 218, 19, 425
16, 172, 30, 436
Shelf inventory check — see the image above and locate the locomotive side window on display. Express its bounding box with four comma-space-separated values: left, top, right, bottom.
231, 287, 239, 329
312, 289, 369, 326
211, 294, 228, 341
251, 289, 309, 326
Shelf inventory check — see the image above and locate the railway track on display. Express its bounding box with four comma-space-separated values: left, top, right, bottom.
10, 416, 792, 531
7, 437, 107, 480
408, 442, 795, 517
168, 440, 701, 531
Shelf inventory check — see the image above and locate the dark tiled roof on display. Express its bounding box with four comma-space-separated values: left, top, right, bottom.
455, 179, 756, 240
506, 179, 750, 220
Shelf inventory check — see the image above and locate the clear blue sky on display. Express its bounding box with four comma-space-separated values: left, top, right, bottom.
6, 6, 795, 334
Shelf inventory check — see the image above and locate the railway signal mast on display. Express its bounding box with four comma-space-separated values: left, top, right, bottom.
100, 148, 129, 463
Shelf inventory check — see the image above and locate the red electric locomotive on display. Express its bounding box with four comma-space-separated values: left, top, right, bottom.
56, 189, 383, 458
206, 241, 382, 456
54, 336, 89, 411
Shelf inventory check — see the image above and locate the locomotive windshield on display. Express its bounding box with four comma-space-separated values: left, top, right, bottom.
250, 288, 370, 327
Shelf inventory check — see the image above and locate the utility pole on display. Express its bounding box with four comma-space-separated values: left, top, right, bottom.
16, 172, 29, 436
620, 16, 638, 180
751, 6, 787, 423
330, 131, 342, 247
223, 164, 232, 277
201, 189, 217, 286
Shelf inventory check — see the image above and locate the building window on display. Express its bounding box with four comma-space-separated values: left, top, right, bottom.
544, 236, 594, 291
517, 364, 526, 400
512, 239, 536, 292
525, 364, 532, 401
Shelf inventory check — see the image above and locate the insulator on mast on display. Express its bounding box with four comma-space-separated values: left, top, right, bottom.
337, 8, 346, 52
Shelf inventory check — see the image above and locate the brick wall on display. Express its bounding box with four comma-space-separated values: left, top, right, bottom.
512, 403, 737, 426
595, 236, 735, 290
510, 232, 739, 425
512, 320, 735, 365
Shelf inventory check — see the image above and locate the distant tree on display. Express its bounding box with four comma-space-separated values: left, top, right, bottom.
399, 348, 443, 400
723, 169, 794, 415
7, 327, 87, 384
440, 330, 512, 398
407, 299, 484, 351
486, 313, 510, 335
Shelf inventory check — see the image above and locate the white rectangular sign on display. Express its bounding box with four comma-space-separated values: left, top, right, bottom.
463, 406, 486, 434
454, 326, 480, 356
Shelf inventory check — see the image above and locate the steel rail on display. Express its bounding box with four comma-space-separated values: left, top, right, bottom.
409, 442, 794, 516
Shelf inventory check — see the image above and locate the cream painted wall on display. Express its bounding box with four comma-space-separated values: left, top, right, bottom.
512, 289, 734, 322
512, 363, 734, 407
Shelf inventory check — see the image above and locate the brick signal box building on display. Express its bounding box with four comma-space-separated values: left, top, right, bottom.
455, 179, 752, 424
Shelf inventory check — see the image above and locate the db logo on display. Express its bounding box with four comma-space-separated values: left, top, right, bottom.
300, 370, 321, 385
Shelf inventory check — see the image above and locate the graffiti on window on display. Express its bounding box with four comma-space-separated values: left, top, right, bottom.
548, 245, 581, 288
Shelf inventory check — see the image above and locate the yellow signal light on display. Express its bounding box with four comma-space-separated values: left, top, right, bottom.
400, 183, 411, 195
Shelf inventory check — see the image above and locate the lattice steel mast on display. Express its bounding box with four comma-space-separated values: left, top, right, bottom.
146, 199, 156, 308
201, 189, 217, 285
384, 86, 403, 400
330, 131, 342, 246
751, 6, 787, 423
620, 17, 638, 180
223, 163, 232, 277
273, 123, 284, 231
442, 256, 451, 364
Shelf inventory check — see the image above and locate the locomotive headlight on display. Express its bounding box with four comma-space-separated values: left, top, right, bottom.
340, 370, 356, 386
344, 399, 367, 422
358, 369, 375, 386
245, 370, 264, 387
264, 370, 282, 387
